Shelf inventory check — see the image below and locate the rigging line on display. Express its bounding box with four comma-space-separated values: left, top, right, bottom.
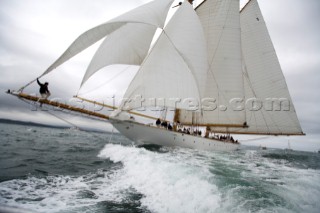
119, 29, 166, 110
77, 65, 132, 96
240, 0, 253, 13
205, 0, 242, 123
249, 10, 299, 133
17, 96, 79, 128
243, 1, 283, 134
239, 136, 270, 142
194, 0, 208, 10
161, 30, 203, 107
52, 110, 114, 139
241, 66, 247, 122
208, 0, 232, 71
45, 110, 79, 129
242, 45, 274, 134
18, 74, 45, 92
122, 3, 204, 109
108, 127, 114, 144
16, 94, 116, 140
18, 93, 109, 122
31, 98, 81, 128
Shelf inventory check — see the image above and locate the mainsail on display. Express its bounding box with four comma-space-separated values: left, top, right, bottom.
238, 0, 303, 135
179, 0, 245, 127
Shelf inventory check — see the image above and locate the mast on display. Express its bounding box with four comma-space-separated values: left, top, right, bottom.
192, 0, 246, 128
173, 109, 181, 131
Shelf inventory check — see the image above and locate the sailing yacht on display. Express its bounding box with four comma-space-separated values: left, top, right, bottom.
8, 0, 304, 151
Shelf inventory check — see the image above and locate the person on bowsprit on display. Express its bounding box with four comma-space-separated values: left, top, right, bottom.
37, 78, 51, 99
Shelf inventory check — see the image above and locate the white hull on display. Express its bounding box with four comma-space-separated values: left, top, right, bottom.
111, 119, 239, 151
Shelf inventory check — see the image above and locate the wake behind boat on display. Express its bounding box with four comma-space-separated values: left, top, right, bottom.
7, 0, 304, 151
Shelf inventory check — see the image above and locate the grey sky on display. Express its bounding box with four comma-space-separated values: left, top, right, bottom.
0, 0, 319, 151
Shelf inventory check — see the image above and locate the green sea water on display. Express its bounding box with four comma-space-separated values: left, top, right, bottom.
0, 123, 319, 213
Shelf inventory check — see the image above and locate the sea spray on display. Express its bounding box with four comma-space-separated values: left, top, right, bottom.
98, 144, 221, 212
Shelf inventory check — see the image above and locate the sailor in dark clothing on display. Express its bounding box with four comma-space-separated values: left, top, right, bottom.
156, 118, 161, 127
161, 121, 168, 129
37, 78, 51, 99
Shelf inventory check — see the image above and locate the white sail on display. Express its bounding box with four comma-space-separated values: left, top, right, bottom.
42, 0, 174, 76
81, 23, 156, 86
238, 0, 303, 135
179, 0, 245, 126
121, 1, 208, 110
13, 0, 305, 152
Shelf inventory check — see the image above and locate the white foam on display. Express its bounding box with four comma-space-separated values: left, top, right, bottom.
0, 144, 221, 212
0, 169, 127, 212
98, 144, 221, 212
1, 145, 320, 213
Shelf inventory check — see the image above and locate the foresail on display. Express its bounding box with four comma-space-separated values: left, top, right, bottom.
81, 23, 157, 86
42, 0, 174, 76
122, 1, 208, 110
239, 0, 303, 135
180, 0, 245, 126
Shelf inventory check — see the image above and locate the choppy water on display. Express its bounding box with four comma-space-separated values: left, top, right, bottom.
0, 123, 319, 213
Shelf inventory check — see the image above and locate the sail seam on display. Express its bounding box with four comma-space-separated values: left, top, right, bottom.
162, 30, 202, 106
119, 29, 167, 110
206, 0, 240, 124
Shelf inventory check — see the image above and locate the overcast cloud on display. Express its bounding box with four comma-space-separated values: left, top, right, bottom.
0, 0, 319, 151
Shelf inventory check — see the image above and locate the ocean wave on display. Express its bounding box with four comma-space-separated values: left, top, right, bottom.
1, 124, 320, 213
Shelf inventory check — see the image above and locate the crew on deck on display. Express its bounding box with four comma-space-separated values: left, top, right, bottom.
156, 118, 161, 127
154, 119, 239, 144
